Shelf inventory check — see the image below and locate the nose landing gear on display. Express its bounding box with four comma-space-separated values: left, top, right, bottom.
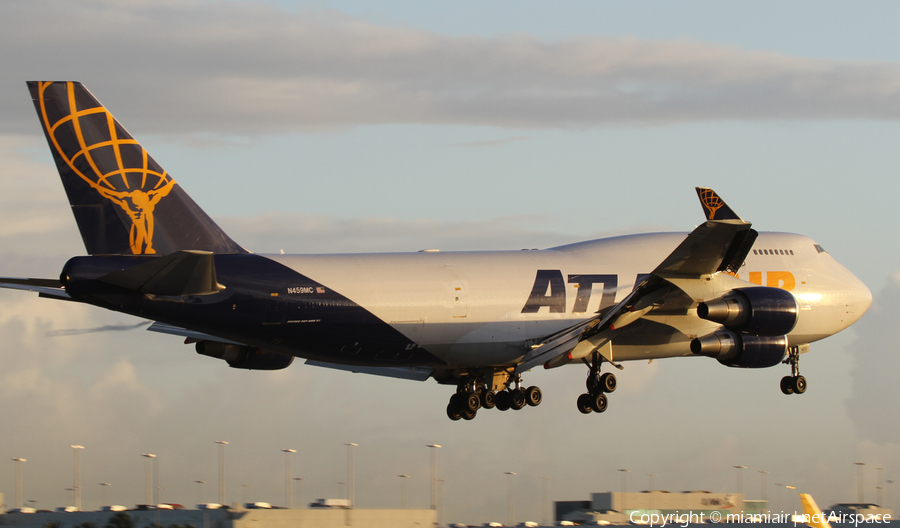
780, 345, 807, 395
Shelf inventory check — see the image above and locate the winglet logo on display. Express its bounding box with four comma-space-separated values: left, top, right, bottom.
698, 188, 724, 220
36, 81, 175, 255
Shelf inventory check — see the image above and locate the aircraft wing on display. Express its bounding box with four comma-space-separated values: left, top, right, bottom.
528, 188, 757, 371
0, 278, 71, 300
304, 360, 434, 382
146, 321, 246, 345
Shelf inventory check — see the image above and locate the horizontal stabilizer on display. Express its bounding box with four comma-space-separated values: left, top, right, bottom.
99, 250, 224, 296
0, 278, 71, 300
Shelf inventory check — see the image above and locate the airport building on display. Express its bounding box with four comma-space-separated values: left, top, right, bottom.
0, 504, 436, 528
555, 491, 761, 524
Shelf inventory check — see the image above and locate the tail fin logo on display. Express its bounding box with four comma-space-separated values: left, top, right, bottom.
35, 81, 176, 255
698, 188, 725, 220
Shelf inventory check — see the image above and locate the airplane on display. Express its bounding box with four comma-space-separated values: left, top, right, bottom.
0, 81, 872, 421
798, 494, 832, 528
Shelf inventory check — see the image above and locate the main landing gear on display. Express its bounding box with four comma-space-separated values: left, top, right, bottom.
577, 351, 617, 414
446, 374, 542, 421
780, 345, 807, 395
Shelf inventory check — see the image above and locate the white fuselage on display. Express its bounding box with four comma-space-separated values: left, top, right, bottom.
266, 231, 871, 369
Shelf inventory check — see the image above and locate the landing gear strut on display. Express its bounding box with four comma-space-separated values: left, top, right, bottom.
577, 351, 616, 414
780, 345, 806, 395
446, 373, 541, 421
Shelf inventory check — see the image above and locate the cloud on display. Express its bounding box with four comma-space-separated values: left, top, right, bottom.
845, 273, 900, 445
2, 0, 900, 137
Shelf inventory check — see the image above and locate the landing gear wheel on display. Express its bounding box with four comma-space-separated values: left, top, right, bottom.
780, 376, 795, 395
590, 392, 608, 413
599, 372, 617, 393
577, 393, 594, 414
462, 408, 477, 420
481, 390, 496, 409
495, 390, 512, 411
792, 375, 807, 394
447, 402, 462, 421
465, 393, 481, 412
510, 389, 527, 410
524, 386, 542, 407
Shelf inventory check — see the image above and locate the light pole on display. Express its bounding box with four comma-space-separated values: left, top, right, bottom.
141, 454, 156, 506
100, 482, 111, 508
344, 443, 357, 508
618, 469, 629, 518
733, 466, 747, 495
216, 441, 228, 506
195, 480, 205, 506
65, 488, 75, 509
505, 472, 517, 527
427, 444, 442, 510
855, 462, 866, 504
876, 467, 884, 506
759, 471, 768, 513
775, 483, 784, 513
540, 477, 550, 527
887, 480, 894, 513
436, 478, 445, 526
241, 484, 250, 505
71, 445, 84, 511
282, 449, 296, 508
293, 478, 304, 508
398, 475, 410, 508
648, 474, 657, 511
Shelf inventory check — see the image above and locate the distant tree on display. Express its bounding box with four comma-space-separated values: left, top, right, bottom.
44, 522, 62, 528
105, 512, 135, 528
77, 523, 98, 528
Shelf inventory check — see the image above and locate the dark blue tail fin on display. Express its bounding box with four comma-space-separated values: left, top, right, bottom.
28, 81, 245, 256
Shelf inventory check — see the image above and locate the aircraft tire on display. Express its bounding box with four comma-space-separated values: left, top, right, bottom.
525, 386, 542, 407
462, 408, 477, 420
780, 376, 795, 395
465, 393, 481, 412
481, 390, 496, 409
577, 393, 594, 414
510, 389, 527, 410
447, 402, 462, 421
792, 375, 807, 394
590, 392, 608, 413
600, 372, 617, 393
495, 390, 512, 411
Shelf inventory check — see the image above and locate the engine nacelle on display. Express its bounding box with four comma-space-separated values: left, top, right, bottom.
697, 287, 798, 336
690, 331, 787, 368
195, 341, 294, 370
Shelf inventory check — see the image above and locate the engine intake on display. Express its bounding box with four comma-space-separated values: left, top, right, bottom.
196, 341, 294, 370
690, 331, 787, 368
697, 287, 798, 336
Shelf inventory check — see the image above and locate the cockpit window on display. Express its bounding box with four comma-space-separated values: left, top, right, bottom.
814, 244, 827, 254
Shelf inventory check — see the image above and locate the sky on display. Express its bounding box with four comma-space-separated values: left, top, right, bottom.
1, 0, 899, 525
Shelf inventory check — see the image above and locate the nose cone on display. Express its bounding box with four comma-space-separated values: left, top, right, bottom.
845, 272, 873, 326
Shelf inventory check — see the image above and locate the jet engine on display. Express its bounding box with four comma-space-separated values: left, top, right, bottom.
697, 287, 798, 336
195, 341, 294, 370
690, 331, 787, 368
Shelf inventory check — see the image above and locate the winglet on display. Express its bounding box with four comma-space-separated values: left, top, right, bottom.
696, 188, 742, 221
798, 493, 833, 528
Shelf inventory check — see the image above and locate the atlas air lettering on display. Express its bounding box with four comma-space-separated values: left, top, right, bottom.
521, 270, 619, 314
521, 270, 797, 314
